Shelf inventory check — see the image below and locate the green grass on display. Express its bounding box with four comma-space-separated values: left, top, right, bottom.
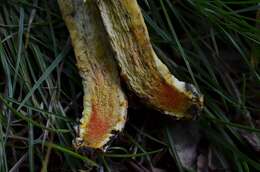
0, 0, 260, 171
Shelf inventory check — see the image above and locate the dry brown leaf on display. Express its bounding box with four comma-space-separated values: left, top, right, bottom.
168, 121, 200, 170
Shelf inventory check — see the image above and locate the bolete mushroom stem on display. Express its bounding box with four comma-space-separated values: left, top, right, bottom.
97, 0, 203, 118
58, 0, 127, 149
58, 0, 203, 150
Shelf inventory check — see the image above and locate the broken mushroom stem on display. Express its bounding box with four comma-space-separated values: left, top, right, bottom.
58, 0, 203, 150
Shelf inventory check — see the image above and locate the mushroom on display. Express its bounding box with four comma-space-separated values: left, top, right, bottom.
58, 0, 127, 149
58, 0, 203, 150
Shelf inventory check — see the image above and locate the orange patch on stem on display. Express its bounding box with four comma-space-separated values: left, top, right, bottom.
86, 103, 110, 145
158, 83, 188, 112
